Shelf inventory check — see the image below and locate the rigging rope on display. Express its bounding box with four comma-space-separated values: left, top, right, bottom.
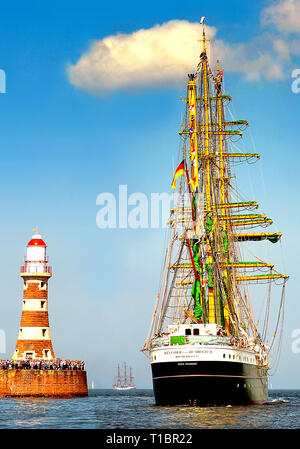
268, 280, 287, 375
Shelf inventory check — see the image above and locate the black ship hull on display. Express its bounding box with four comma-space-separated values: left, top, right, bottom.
151, 360, 268, 406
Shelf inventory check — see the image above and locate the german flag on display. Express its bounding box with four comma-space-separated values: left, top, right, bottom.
172, 160, 185, 189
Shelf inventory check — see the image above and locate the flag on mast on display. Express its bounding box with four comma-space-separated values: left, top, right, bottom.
189, 177, 197, 191
172, 160, 185, 189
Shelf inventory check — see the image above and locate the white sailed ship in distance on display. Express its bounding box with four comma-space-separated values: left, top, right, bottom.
112, 363, 136, 390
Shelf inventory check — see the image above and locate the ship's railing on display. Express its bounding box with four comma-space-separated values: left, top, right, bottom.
186, 335, 232, 346
150, 335, 233, 348
20, 264, 52, 274
150, 336, 170, 348
0, 359, 85, 371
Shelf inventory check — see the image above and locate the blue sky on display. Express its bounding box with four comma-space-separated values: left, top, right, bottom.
0, 0, 299, 389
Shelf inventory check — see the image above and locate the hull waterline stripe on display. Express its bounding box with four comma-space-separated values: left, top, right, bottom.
153, 374, 267, 380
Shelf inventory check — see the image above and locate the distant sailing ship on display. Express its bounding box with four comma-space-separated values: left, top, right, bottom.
142, 18, 289, 406
113, 363, 136, 390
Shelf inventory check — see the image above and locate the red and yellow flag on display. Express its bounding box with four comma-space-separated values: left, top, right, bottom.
189, 176, 197, 191
172, 160, 185, 190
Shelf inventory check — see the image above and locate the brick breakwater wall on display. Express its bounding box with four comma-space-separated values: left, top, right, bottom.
0, 369, 88, 397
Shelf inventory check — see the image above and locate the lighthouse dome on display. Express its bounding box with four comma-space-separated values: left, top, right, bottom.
26, 233, 47, 262
27, 234, 46, 247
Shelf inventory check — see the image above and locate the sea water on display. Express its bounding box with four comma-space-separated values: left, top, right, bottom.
0, 389, 298, 429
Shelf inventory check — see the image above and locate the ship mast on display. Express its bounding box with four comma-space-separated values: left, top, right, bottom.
117, 363, 121, 386
143, 18, 289, 361
200, 23, 216, 324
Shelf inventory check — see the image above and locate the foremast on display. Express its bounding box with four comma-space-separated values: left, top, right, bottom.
143, 19, 289, 361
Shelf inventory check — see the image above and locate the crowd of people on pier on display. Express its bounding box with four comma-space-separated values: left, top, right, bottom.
0, 359, 85, 371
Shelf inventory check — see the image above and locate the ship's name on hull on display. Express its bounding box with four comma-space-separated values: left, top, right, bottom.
163, 349, 212, 357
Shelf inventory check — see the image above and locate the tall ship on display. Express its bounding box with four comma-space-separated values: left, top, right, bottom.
113, 363, 136, 390
142, 18, 289, 406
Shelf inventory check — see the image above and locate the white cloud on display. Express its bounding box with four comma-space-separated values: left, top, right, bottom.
260, 1, 300, 78
212, 38, 284, 81
68, 20, 217, 93
261, 0, 300, 33
67, 17, 292, 93
290, 39, 300, 53
273, 39, 291, 59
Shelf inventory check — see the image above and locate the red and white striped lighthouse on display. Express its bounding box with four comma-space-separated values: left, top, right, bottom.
13, 231, 55, 360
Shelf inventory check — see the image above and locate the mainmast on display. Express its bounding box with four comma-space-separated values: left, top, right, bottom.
201, 22, 211, 210
202, 27, 216, 324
